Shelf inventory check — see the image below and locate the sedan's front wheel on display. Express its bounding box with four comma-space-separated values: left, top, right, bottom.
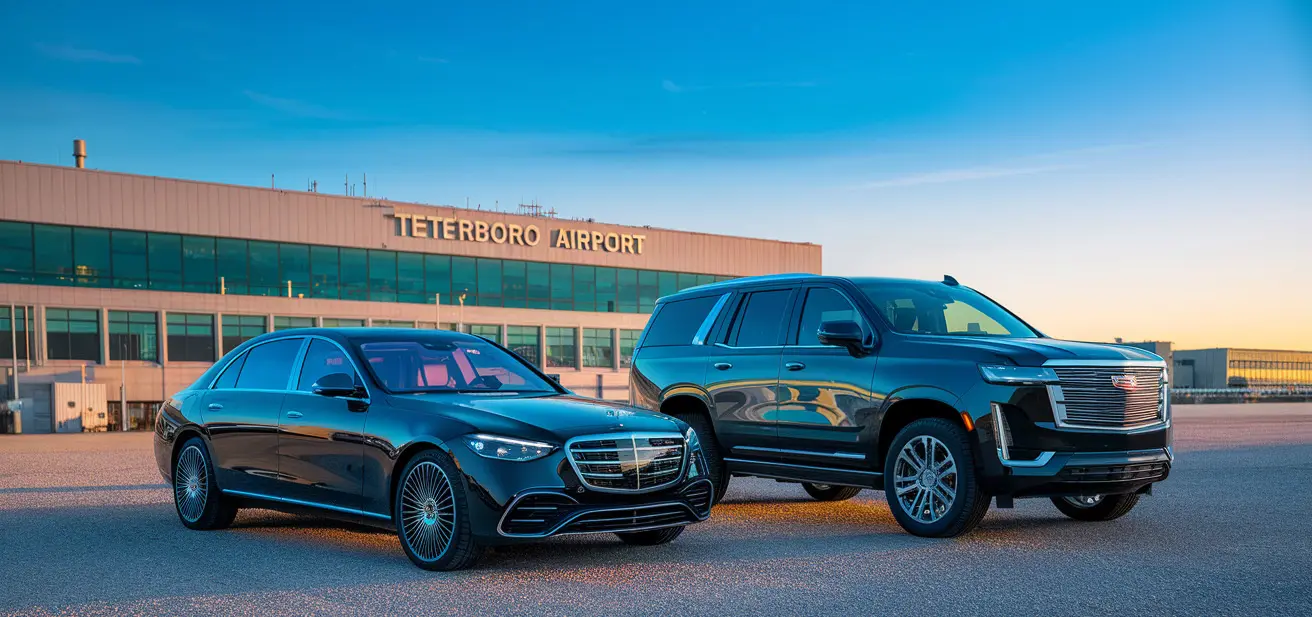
172, 437, 237, 530
394, 450, 484, 571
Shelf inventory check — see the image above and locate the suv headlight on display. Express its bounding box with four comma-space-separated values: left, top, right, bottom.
462, 434, 556, 462
979, 364, 1059, 385
684, 427, 704, 479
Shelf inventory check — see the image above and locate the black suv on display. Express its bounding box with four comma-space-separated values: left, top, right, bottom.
630, 274, 1172, 538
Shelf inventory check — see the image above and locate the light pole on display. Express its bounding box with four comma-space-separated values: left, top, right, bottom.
457, 293, 467, 333
120, 339, 127, 432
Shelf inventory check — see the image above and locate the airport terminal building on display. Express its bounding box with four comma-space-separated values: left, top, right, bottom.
0, 158, 820, 432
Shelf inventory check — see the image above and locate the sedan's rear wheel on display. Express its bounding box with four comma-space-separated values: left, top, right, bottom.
1051, 493, 1140, 521
394, 450, 484, 571
802, 483, 862, 502
172, 437, 237, 530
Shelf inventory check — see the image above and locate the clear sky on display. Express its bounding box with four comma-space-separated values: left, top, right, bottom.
2, 0, 1309, 350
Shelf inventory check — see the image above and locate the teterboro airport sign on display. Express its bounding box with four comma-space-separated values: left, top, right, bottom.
389, 213, 646, 255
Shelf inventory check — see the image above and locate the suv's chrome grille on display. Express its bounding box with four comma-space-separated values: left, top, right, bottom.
566, 433, 686, 493
1050, 366, 1167, 429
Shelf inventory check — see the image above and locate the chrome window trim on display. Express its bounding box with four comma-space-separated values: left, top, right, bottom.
205, 334, 373, 402
496, 478, 714, 538
564, 431, 689, 494
691, 293, 732, 346
733, 445, 866, 460
222, 488, 390, 521
713, 343, 785, 351
206, 336, 307, 390
1041, 359, 1169, 433
790, 285, 872, 347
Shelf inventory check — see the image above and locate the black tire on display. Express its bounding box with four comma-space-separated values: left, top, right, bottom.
394, 449, 485, 571
172, 437, 238, 531
883, 418, 990, 538
1051, 493, 1140, 522
678, 413, 730, 505
802, 483, 863, 502
616, 525, 685, 546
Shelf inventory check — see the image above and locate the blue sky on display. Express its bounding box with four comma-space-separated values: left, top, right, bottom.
2, 0, 1309, 348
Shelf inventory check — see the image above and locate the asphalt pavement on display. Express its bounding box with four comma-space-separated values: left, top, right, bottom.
2, 404, 1311, 616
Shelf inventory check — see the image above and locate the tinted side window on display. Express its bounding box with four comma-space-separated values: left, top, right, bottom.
642, 295, 719, 347
234, 338, 303, 390
297, 339, 358, 392
212, 353, 247, 389
728, 289, 792, 347
794, 288, 863, 346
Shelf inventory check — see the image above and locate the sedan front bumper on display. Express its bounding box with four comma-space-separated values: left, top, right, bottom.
446, 440, 713, 544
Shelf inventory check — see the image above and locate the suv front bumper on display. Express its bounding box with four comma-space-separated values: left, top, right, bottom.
987, 447, 1172, 498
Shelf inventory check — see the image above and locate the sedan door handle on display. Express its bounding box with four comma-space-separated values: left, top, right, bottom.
713, 362, 733, 371
785, 361, 806, 371
285, 411, 303, 419
207, 403, 223, 411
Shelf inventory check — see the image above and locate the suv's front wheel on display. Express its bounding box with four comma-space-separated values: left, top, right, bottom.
883, 418, 990, 538
678, 413, 730, 505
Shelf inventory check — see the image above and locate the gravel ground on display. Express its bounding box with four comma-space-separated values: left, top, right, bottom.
2, 404, 1310, 616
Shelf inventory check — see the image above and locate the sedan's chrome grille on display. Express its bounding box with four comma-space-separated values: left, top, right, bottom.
1050, 366, 1167, 429
566, 433, 686, 493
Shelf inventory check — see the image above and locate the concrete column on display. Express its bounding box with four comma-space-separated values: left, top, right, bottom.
158, 310, 168, 365
574, 326, 584, 371
612, 328, 621, 370
501, 323, 509, 347
34, 304, 46, 367
538, 324, 547, 369
267, 313, 276, 334
100, 308, 111, 365
214, 312, 225, 358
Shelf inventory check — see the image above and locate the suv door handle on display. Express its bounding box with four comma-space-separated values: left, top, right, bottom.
207, 403, 223, 411
285, 411, 303, 419
784, 362, 806, 371
713, 362, 733, 371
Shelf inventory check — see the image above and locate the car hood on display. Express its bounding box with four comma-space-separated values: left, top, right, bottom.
906, 336, 1165, 367
387, 392, 685, 443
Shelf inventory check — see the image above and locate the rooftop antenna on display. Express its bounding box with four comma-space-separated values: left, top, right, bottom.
271, 173, 275, 189
363, 173, 367, 197
942, 274, 959, 286
345, 174, 349, 195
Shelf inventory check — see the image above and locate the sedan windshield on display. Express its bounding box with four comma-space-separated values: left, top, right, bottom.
354, 336, 555, 394
856, 281, 1038, 338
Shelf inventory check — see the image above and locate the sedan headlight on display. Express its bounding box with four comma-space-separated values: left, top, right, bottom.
462, 434, 556, 462
979, 364, 1059, 385
684, 426, 702, 450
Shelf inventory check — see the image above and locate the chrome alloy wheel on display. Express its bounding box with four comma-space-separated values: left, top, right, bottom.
893, 435, 958, 524
400, 461, 456, 562
1062, 494, 1104, 508
174, 445, 209, 523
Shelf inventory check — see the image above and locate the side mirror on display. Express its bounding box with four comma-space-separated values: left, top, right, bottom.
817, 320, 870, 357
312, 372, 362, 398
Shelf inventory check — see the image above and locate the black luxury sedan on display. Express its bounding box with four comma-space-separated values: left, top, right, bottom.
154, 328, 712, 570
630, 274, 1172, 538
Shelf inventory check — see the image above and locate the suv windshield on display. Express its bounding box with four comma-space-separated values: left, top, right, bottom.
354, 336, 555, 394
856, 281, 1038, 338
